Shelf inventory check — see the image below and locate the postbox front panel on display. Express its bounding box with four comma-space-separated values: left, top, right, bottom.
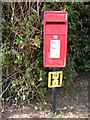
43, 11, 68, 68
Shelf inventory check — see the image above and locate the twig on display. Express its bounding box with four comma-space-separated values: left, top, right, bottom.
29, 1, 31, 15
0, 72, 18, 99
37, 0, 39, 17
19, 3, 24, 19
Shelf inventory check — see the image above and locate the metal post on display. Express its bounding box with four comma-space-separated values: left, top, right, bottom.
51, 68, 57, 114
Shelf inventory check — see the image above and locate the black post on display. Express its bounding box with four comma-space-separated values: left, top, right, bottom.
51, 68, 57, 114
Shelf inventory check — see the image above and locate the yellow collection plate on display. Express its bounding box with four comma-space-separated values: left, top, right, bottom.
48, 71, 63, 88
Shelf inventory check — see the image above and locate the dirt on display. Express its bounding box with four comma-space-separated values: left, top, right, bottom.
1, 73, 89, 119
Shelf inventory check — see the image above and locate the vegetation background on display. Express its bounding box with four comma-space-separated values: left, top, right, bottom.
0, 2, 89, 111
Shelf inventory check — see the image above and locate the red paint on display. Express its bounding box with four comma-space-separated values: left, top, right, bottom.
43, 11, 68, 68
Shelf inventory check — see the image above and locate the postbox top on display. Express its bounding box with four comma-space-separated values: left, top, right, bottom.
44, 11, 68, 13
44, 11, 68, 23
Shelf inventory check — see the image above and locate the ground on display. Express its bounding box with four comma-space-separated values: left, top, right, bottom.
1, 73, 89, 119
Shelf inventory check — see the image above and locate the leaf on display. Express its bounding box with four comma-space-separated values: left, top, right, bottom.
20, 80, 24, 86
54, 112, 57, 117
44, 101, 47, 105
23, 95, 25, 101
35, 106, 38, 110
39, 105, 42, 111
60, 110, 64, 115
12, 79, 18, 86
2, 98, 4, 101
31, 81, 34, 85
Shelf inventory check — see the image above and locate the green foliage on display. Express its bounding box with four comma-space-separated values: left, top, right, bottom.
60, 110, 64, 115
63, 53, 78, 88
35, 102, 42, 111
1, 2, 89, 105
67, 3, 89, 72
54, 112, 57, 117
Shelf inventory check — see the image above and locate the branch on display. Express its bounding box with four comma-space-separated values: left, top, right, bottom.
0, 72, 18, 99
37, 0, 39, 16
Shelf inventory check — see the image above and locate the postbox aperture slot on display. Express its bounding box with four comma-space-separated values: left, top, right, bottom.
46, 22, 65, 24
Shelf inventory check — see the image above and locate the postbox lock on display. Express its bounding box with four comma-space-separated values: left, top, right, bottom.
53, 35, 58, 39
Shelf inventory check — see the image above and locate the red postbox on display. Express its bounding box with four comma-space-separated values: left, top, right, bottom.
43, 11, 68, 68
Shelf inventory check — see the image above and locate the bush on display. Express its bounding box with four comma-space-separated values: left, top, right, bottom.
1, 2, 89, 104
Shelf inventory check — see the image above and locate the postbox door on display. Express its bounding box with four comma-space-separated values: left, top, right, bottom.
44, 11, 68, 68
